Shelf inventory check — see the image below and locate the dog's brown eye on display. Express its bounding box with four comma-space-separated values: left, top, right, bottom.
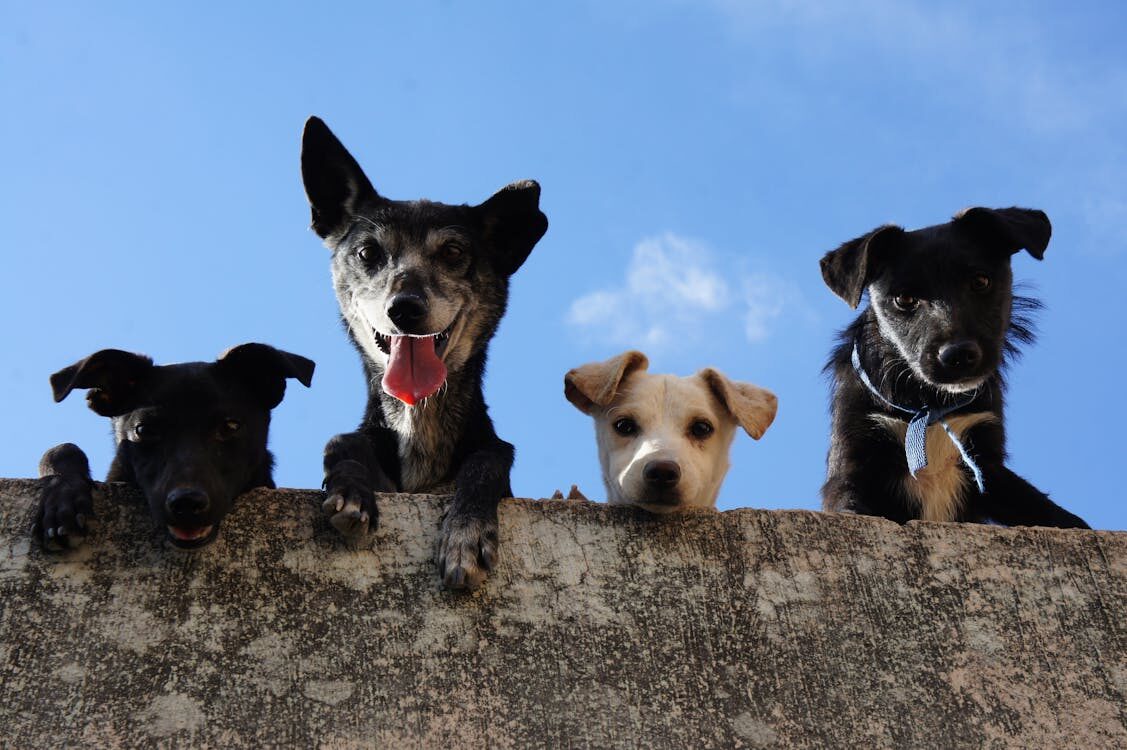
893, 294, 919, 312
971, 274, 991, 292
217, 419, 241, 440
356, 243, 381, 264
441, 243, 464, 263
613, 417, 638, 437
690, 420, 714, 439
133, 423, 158, 441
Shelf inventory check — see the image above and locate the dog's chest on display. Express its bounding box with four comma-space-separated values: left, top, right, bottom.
391, 408, 456, 493
871, 411, 997, 522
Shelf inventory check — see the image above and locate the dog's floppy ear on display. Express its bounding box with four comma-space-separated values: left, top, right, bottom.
699, 369, 778, 440
216, 343, 315, 409
50, 350, 154, 417
820, 225, 904, 308
954, 207, 1051, 260
477, 180, 549, 276
301, 116, 381, 240
564, 350, 649, 415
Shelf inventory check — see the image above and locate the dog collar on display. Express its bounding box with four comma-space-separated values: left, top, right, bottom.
851, 343, 986, 493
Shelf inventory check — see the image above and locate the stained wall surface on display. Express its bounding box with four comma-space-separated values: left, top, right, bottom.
0, 479, 1124, 748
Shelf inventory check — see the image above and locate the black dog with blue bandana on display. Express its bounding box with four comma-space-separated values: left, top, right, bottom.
819, 206, 1088, 528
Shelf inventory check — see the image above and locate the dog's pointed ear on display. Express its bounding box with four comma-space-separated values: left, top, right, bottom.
954, 207, 1051, 260
216, 343, 315, 409
50, 350, 154, 417
477, 180, 549, 276
699, 369, 778, 440
301, 116, 381, 240
564, 350, 649, 414
820, 225, 904, 308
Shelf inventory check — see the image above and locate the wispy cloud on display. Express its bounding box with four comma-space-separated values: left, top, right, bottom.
567, 232, 801, 350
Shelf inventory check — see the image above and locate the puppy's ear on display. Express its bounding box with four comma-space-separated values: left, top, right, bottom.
954, 207, 1051, 260
50, 350, 154, 417
301, 116, 381, 240
820, 225, 904, 308
699, 369, 778, 440
477, 180, 549, 276
216, 343, 315, 409
564, 350, 649, 414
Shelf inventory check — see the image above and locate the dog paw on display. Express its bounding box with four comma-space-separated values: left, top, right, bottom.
321, 486, 378, 539
437, 514, 498, 590
34, 474, 95, 551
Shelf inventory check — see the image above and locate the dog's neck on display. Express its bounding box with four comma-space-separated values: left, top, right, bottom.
364, 357, 484, 493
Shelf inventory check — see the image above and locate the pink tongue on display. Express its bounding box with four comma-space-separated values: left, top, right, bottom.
382, 335, 447, 406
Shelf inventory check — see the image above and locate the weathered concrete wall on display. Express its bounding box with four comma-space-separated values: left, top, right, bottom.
0, 479, 1124, 748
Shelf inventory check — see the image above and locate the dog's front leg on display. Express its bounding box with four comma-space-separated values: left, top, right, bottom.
979, 464, 1090, 529
322, 431, 397, 538
34, 443, 96, 550
437, 439, 514, 590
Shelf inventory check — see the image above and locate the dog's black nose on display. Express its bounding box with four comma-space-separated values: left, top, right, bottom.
387, 293, 428, 331
166, 488, 210, 517
938, 340, 983, 372
643, 460, 681, 488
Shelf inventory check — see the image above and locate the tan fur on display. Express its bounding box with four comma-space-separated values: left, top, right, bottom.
564, 351, 649, 414
698, 368, 778, 439
872, 412, 998, 521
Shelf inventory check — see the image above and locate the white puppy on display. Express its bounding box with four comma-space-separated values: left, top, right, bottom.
564, 351, 777, 513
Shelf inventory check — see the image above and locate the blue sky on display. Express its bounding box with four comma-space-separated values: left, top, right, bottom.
2, 1, 1124, 529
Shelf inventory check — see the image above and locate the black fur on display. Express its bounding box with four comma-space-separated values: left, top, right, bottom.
820, 207, 1088, 528
300, 116, 548, 590
35, 344, 314, 550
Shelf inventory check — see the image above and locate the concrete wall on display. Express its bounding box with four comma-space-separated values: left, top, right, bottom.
0, 478, 1124, 748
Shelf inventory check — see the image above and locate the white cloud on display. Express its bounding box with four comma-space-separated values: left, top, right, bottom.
742, 274, 788, 343
567, 233, 799, 350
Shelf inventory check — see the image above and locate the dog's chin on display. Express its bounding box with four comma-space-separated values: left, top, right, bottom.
923, 372, 992, 395
620, 489, 683, 515
164, 523, 219, 550
634, 501, 682, 515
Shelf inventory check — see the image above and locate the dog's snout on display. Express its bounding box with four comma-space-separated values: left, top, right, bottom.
166, 487, 210, 517
937, 340, 982, 373
387, 293, 428, 331
643, 460, 681, 488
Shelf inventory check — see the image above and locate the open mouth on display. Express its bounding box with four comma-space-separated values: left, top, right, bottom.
166, 524, 217, 549
373, 317, 455, 360
374, 317, 458, 406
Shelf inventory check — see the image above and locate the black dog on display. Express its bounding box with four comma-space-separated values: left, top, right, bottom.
35, 344, 315, 550
300, 117, 548, 589
820, 206, 1088, 528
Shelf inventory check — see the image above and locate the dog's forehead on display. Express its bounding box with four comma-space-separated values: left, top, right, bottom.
903, 223, 1010, 265
364, 200, 479, 241
877, 225, 1011, 283
135, 363, 250, 414
616, 373, 720, 420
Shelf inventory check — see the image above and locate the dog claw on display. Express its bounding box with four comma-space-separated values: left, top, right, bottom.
327, 499, 371, 538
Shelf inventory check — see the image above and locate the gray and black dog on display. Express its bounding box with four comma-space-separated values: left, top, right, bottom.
300, 117, 548, 589
35, 344, 315, 550
820, 206, 1088, 528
